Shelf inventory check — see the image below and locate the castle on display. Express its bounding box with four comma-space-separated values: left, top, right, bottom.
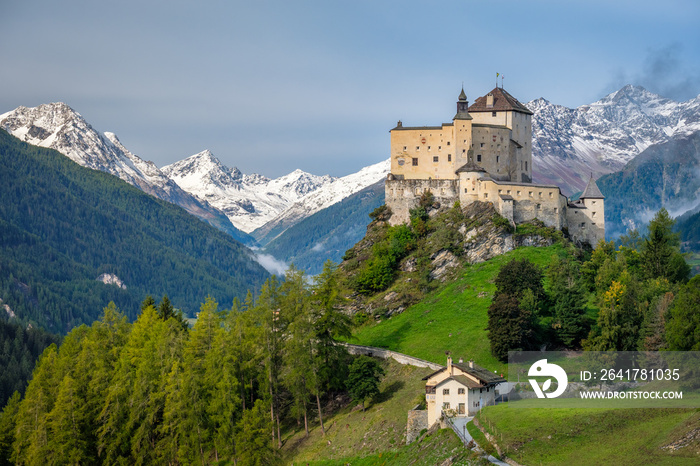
385, 86, 605, 246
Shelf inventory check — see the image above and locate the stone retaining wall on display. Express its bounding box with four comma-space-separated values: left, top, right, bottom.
342, 343, 443, 371
406, 406, 428, 444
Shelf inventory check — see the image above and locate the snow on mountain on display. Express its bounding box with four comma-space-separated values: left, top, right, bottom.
528, 85, 700, 194
162, 150, 337, 233
252, 159, 390, 244
0, 103, 248, 242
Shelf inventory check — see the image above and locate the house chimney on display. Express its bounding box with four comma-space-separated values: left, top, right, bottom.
447, 355, 452, 375
469, 360, 474, 369
486, 93, 494, 108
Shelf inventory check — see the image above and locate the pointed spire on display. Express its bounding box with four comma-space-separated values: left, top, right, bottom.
581, 175, 605, 199
458, 86, 467, 101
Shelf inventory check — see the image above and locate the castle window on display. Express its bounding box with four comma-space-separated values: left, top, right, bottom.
592, 222, 597, 226
464, 188, 468, 193
554, 208, 558, 213
428, 146, 431, 151
496, 156, 500, 163
529, 191, 533, 197
462, 149, 466, 153
507, 190, 511, 194
492, 111, 497, 117
592, 212, 597, 217
581, 223, 586, 228
448, 154, 452, 162
416, 188, 420, 195
447, 141, 451, 146
438, 146, 442, 150
477, 154, 482, 162
539, 192, 542, 197
403, 146, 407, 151
484, 193, 488, 198
480, 143, 485, 148
549, 192, 553, 198
525, 161, 528, 171
498, 189, 502, 194
517, 191, 521, 196
536, 203, 541, 209
412, 158, 418, 166
416, 146, 420, 151
433, 156, 439, 162
443, 389, 450, 395
592, 201, 597, 205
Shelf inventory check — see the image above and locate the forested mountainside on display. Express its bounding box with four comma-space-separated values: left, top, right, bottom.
262, 181, 385, 274
597, 130, 700, 238
0, 130, 268, 333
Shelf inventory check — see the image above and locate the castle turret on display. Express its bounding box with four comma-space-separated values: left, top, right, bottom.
454, 87, 473, 169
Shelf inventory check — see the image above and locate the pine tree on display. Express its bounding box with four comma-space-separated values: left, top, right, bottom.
346, 356, 385, 411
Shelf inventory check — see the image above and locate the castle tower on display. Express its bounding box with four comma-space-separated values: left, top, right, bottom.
579, 176, 605, 245
453, 88, 473, 169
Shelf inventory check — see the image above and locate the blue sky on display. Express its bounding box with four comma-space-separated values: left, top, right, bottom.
2, 0, 699, 177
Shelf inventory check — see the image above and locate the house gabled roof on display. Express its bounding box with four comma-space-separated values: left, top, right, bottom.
468, 87, 533, 115
423, 361, 506, 386
580, 176, 605, 199
434, 375, 484, 390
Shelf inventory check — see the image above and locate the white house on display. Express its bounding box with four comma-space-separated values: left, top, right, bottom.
423, 355, 506, 426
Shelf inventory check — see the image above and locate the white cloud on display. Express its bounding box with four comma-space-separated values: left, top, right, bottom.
254, 253, 288, 276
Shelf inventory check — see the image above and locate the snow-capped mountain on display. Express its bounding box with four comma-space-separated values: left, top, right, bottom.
252, 159, 390, 244
528, 85, 700, 194
0, 103, 250, 243
162, 150, 337, 233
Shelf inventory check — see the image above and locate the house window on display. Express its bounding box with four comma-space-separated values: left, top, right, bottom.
412, 158, 418, 166
443, 402, 451, 410
492, 111, 497, 117
433, 156, 439, 162
443, 389, 450, 395
477, 154, 482, 162
458, 388, 465, 395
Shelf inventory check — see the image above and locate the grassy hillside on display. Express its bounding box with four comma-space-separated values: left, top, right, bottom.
262, 181, 385, 274
283, 359, 482, 465
0, 129, 269, 332
349, 244, 569, 375
475, 405, 699, 465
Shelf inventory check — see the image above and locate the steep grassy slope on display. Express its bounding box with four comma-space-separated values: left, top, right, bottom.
284, 360, 482, 465
0, 129, 269, 332
348, 244, 569, 375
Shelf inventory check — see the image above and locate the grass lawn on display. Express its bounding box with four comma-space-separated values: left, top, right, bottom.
475, 404, 700, 465
348, 244, 569, 376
